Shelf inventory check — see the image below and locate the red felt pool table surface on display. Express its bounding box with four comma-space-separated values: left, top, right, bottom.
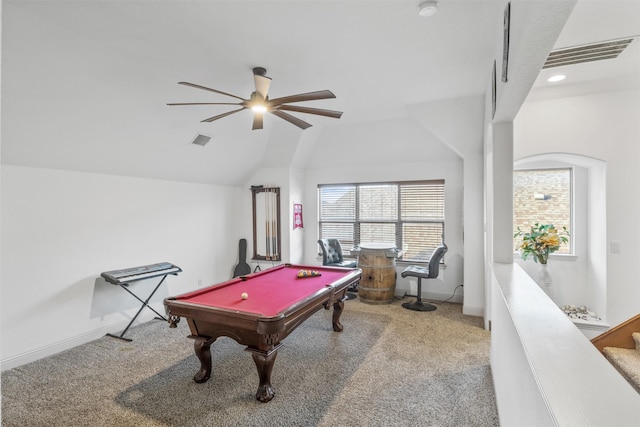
164, 263, 360, 402
172, 264, 354, 317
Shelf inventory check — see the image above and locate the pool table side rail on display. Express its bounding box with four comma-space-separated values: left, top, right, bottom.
163, 267, 360, 327
166, 264, 357, 303
167, 276, 244, 301
276, 267, 361, 333
277, 266, 361, 312
163, 267, 361, 349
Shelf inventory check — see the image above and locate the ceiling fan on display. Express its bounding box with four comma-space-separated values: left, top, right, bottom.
168, 67, 343, 130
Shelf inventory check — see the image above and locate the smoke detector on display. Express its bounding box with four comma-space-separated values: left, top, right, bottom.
418, 1, 438, 17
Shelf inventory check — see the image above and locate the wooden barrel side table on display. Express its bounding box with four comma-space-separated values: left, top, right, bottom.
354, 243, 402, 304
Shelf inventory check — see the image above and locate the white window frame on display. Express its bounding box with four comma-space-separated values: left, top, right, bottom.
513, 163, 580, 259
317, 180, 445, 263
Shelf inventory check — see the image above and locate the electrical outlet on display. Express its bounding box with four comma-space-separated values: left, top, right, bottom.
198, 279, 203, 287
610, 241, 621, 253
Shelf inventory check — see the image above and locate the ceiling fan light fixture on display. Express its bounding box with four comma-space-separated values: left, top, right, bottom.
249, 91, 268, 113
418, 1, 438, 17
251, 104, 268, 113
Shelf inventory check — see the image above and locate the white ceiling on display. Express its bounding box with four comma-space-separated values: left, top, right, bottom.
530, 0, 640, 100
2, 1, 638, 185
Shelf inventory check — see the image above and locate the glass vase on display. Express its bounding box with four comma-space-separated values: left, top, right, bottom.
537, 263, 554, 299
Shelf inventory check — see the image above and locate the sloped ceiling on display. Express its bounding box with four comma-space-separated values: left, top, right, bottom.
1, 0, 503, 185
529, 0, 640, 101
2, 1, 637, 185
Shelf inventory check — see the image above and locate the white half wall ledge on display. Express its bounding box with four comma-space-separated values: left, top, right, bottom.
491, 262, 640, 427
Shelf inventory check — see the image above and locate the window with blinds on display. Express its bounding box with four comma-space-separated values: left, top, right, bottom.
318, 180, 445, 263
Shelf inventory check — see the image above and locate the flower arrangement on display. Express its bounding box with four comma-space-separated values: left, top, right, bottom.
514, 223, 569, 264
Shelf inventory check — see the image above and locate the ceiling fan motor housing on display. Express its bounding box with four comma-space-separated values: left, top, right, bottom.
253, 67, 267, 76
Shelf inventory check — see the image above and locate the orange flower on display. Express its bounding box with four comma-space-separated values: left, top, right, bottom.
513, 223, 570, 264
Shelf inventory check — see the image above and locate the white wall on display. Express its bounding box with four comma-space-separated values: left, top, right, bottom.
304, 154, 465, 306
513, 155, 608, 324
303, 113, 466, 302
491, 262, 640, 426
288, 167, 305, 265
1, 165, 242, 369
483, 0, 576, 329
239, 116, 471, 308
514, 88, 640, 326
241, 115, 471, 309
240, 167, 292, 271
407, 95, 487, 317
234, 124, 321, 270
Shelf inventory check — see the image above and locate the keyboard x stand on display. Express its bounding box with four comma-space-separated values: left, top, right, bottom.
101, 262, 182, 342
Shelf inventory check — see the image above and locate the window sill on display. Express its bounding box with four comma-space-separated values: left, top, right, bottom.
513, 253, 577, 262
319, 257, 445, 269
394, 260, 447, 268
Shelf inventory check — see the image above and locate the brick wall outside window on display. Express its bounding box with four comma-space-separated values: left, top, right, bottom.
513, 169, 572, 254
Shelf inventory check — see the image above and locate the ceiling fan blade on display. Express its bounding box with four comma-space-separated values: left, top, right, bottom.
167, 102, 241, 106
270, 110, 312, 130
201, 107, 247, 123
254, 74, 272, 100
252, 114, 264, 130
276, 104, 343, 119
178, 82, 246, 101
269, 90, 336, 106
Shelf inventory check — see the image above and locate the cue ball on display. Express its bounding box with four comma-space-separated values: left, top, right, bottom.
241, 292, 248, 300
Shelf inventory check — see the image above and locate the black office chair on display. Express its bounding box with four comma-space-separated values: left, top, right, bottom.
318, 239, 358, 299
400, 243, 448, 312
318, 239, 357, 268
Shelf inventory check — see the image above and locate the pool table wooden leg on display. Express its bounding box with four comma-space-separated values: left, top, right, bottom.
246, 345, 282, 402
332, 299, 344, 332
193, 337, 215, 383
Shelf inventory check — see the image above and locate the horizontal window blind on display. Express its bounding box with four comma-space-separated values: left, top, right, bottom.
318, 181, 445, 262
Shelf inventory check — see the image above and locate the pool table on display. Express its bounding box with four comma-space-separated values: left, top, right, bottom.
164, 263, 361, 402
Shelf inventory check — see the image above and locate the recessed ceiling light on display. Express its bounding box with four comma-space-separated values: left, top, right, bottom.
418, 1, 438, 17
547, 74, 566, 83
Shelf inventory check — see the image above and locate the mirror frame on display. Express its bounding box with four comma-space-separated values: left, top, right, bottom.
251, 185, 281, 261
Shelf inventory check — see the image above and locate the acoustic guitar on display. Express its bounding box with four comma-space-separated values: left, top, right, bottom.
233, 238, 251, 278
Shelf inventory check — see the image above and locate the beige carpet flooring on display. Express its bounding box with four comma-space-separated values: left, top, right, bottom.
603, 331, 640, 393
1, 298, 498, 426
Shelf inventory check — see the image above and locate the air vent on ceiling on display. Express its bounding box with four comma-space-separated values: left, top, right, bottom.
543, 38, 634, 69
191, 134, 212, 147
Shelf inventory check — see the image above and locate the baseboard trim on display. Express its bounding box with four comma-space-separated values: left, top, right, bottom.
1, 313, 158, 371
394, 288, 464, 304
575, 320, 611, 340
463, 305, 485, 318
395, 291, 464, 305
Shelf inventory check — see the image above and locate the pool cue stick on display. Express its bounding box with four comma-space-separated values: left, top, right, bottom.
265, 187, 270, 260
273, 188, 278, 258
268, 186, 273, 260
270, 187, 274, 260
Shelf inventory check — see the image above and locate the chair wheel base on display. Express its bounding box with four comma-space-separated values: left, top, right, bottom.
402, 300, 437, 312
345, 292, 357, 300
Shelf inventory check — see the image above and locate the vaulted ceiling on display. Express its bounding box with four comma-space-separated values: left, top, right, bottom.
2, 1, 638, 185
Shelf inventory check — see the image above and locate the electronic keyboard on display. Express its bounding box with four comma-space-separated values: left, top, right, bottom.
101, 262, 181, 342
101, 262, 181, 285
